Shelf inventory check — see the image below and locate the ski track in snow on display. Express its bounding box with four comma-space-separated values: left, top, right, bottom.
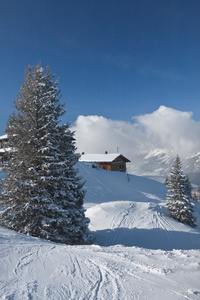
1, 234, 200, 300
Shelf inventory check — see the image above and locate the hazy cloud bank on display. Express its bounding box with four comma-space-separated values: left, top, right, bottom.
73, 106, 200, 159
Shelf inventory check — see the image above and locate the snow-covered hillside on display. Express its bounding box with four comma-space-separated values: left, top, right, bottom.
1, 164, 200, 299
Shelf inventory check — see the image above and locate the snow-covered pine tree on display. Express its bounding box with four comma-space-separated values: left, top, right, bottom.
0, 64, 91, 244
166, 155, 196, 227
184, 175, 192, 200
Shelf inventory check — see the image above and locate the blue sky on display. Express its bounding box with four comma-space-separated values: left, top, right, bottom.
1, 0, 200, 134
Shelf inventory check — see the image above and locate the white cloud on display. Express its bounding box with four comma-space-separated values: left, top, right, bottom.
72, 106, 200, 159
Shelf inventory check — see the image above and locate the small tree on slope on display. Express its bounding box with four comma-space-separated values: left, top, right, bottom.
0, 64, 91, 244
166, 155, 196, 227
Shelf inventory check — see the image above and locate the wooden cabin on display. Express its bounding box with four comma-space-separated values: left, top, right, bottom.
80, 153, 131, 172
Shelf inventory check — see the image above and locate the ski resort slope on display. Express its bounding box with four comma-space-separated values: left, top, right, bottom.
1, 163, 200, 299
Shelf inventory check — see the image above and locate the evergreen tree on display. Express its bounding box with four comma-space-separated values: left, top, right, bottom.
166, 155, 196, 227
184, 175, 192, 199
0, 64, 91, 244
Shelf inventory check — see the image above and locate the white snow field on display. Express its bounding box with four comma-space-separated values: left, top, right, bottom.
1, 163, 200, 299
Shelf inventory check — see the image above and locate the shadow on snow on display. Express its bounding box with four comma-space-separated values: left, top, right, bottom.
92, 227, 200, 250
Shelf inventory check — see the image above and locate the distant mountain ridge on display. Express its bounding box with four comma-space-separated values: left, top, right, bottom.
127, 149, 200, 185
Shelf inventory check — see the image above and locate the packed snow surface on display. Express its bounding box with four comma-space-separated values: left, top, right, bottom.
1, 163, 200, 299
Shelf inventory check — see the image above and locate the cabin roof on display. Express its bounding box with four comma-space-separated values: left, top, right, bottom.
79, 153, 130, 163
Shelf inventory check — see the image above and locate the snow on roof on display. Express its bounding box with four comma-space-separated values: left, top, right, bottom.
0, 134, 8, 140
0, 147, 11, 153
79, 153, 130, 163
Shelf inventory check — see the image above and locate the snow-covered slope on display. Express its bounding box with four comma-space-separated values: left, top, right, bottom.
1, 164, 200, 299
78, 162, 200, 250
79, 162, 166, 207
